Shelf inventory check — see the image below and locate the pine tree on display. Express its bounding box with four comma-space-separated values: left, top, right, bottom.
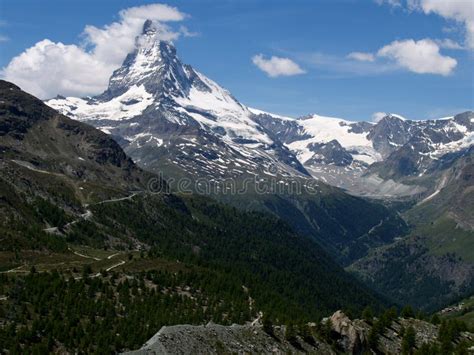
368, 320, 382, 350
401, 305, 415, 318
362, 305, 374, 323
430, 314, 440, 325
401, 325, 416, 355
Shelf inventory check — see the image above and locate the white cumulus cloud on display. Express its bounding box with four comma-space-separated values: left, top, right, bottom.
347, 52, 375, 62
3, 40, 113, 99
408, 0, 474, 49
434, 38, 464, 50
252, 54, 306, 78
346, 38, 457, 76
377, 38, 457, 75
1, 3, 188, 99
377, 0, 474, 50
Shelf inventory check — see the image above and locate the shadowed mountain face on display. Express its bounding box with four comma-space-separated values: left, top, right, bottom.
350, 147, 474, 311
0, 80, 156, 209
0, 79, 163, 255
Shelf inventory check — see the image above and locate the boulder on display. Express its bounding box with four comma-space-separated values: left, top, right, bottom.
329, 310, 368, 354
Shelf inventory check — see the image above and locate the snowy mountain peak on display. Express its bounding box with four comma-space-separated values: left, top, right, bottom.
383, 113, 406, 121
102, 24, 191, 100
139, 19, 176, 54
47, 20, 308, 180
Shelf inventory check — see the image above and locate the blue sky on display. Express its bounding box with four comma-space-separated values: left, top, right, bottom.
0, 0, 472, 121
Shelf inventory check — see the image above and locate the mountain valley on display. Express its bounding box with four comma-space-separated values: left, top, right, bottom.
0, 13, 473, 354
44, 19, 474, 313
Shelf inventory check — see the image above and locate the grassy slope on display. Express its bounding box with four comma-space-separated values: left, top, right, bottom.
1, 189, 388, 322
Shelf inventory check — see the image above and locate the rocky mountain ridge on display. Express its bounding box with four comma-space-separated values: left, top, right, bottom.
0, 80, 156, 210
253, 109, 473, 197
124, 310, 474, 355
47, 20, 473, 200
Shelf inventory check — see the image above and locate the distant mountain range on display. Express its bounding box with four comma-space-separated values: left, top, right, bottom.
47, 20, 473, 202
254, 110, 473, 198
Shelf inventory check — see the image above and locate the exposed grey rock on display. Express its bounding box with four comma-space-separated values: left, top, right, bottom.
46, 19, 472, 201
122, 323, 334, 355
122, 311, 474, 355
306, 140, 353, 167
329, 310, 368, 353
254, 110, 473, 197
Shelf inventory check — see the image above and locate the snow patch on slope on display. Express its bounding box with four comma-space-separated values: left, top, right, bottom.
388, 113, 407, 121
48, 84, 153, 121
174, 72, 273, 145
284, 114, 380, 165
298, 114, 373, 148
431, 132, 474, 157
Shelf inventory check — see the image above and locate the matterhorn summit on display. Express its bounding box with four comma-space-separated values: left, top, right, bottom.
48, 20, 308, 180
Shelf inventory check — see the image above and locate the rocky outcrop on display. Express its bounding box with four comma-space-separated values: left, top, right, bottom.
328, 310, 369, 353
306, 140, 353, 166
122, 322, 334, 355
124, 312, 474, 355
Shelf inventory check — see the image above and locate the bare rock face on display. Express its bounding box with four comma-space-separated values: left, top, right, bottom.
329, 311, 369, 354
122, 323, 335, 355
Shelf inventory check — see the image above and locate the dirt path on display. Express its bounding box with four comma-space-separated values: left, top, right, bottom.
106, 260, 126, 272
12, 160, 61, 176
44, 192, 139, 234
73, 259, 126, 280
68, 247, 101, 261
95, 192, 140, 205
0, 265, 28, 274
